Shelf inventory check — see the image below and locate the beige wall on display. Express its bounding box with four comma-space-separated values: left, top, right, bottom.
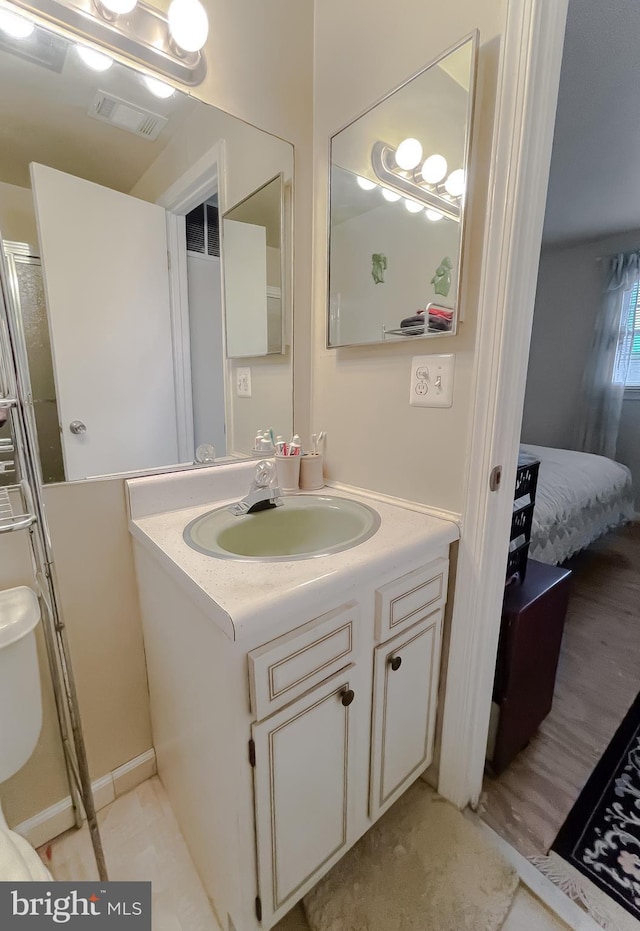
0, 181, 37, 245
312, 1, 506, 515
0, 479, 152, 826
1, 0, 315, 829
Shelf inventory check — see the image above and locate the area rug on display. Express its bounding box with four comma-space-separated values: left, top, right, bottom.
303, 781, 518, 931
551, 690, 640, 924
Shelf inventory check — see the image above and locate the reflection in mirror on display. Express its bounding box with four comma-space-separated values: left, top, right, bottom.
223, 174, 285, 358
327, 34, 477, 348
0, 18, 294, 483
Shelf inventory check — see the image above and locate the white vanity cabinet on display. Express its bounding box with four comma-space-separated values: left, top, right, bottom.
128, 471, 458, 931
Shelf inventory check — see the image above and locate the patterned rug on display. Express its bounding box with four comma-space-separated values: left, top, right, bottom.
552, 690, 640, 922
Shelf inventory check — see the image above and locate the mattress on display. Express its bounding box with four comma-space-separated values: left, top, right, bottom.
520, 444, 635, 565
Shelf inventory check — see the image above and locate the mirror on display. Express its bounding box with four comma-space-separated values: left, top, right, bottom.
327, 34, 477, 348
223, 174, 286, 358
0, 19, 294, 483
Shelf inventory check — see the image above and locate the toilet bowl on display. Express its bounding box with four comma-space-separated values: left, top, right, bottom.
0, 586, 51, 879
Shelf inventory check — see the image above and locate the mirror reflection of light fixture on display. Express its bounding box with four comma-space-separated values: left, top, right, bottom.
0, 7, 34, 37
404, 199, 423, 213
143, 75, 175, 98
395, 137, 423, 171
76, 43, 113, 70
356, 176, 377, 191
1, 0, 208, 85
371, 140, 463, 221
382, 188, 401, 202
426, 209, 443, 222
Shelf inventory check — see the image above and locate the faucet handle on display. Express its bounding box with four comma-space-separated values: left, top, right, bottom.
254, 459, 276, 488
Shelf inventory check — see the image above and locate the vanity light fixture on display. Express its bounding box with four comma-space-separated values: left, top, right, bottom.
395, 137, 423, 171
371, 140, 462, 222
421, 154, 448, 185
426, 209, 443, 222
444, 168, 466, 197
356, 176, 377, 191
1, 0, 208, 84
381, 188, 401, 202
0, 6, 34, 37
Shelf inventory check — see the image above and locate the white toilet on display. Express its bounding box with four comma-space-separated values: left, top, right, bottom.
0, 585, 52, 880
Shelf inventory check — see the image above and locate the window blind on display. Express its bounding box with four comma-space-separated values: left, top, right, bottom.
625, 282, 640, 388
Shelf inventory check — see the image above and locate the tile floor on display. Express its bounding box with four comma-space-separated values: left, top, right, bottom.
40, 776, 569, 930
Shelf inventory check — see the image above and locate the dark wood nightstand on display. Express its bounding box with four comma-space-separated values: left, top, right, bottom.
488, 559, 572, 774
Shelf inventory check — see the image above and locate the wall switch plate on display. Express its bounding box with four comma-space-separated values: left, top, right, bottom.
236, 367, 252, 398
410, 354, 455, 408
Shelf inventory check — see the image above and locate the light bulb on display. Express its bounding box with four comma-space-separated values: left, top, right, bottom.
426, 209, 443, 222
356, 176, 376, 191
421, 154, 448, 185
98, 0, 138, 14
143, 75, 175, 99
404, 199, 423, 214
381, 188, 401, 202
395, 138, 423, 171
76, 44, 114, 71
168, 0, 209, 53
444, 168, 466, 197
0, 9, 34, 38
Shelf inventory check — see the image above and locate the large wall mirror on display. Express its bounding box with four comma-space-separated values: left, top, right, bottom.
0, 18, 293, 484
327, 33, 477, 348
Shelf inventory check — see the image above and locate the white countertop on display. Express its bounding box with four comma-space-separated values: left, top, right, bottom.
127, 463, 459, 642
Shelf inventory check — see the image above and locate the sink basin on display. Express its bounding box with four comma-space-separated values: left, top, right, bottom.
183, 494, 380, 560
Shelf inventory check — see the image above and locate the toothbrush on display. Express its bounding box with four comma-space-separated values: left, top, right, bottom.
290, 434, 301, 456
311, 433, 318, 456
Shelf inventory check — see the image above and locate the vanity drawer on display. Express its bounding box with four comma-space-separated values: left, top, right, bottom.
248, 602, 358, 720
375, 558, 448, 641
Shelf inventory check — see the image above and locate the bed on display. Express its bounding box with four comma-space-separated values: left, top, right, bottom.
520, 444, 635, 565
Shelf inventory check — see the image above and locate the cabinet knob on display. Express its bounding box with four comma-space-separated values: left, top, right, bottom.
389, 655, 402, 671
340, 688, 355, 707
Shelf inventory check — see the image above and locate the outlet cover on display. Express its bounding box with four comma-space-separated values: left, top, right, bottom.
236, 367, 252, 398
410, 354, 454, 408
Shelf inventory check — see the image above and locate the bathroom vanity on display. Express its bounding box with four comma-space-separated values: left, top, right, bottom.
127, 461, 458, 930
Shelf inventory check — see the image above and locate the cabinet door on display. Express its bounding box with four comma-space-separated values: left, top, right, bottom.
252, 666, 359, 926
370, 609, 442, 820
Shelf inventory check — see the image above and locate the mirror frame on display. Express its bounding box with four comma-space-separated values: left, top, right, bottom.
325, 30, 479, 349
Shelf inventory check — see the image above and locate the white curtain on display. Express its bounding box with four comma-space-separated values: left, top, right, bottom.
576, 251, 639, 459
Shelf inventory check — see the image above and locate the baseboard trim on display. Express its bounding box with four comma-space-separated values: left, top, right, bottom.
13, 748, 157, 849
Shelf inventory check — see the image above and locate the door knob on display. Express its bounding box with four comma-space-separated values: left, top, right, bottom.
389, 655, 402, 671
69, 420, 87, 435
340, 688, 355, 707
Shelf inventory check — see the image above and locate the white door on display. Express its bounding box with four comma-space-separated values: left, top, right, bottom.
31, 163, 179, 480
370, 610, 443, 820
252, 667, 359, 927
223, 219, 267, 357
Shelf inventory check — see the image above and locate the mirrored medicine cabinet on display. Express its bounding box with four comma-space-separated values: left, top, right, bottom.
0, 18, 294, 485
327, 32, 478, 348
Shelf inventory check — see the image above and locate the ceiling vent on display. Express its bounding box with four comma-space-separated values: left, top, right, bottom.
89, 92, 168, 141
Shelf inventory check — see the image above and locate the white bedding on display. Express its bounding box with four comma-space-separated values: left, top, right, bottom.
520, 444, 635, 565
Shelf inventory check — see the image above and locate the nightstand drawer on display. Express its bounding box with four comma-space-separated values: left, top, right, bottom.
375, 558, 448, 641
248, 602, 358, 719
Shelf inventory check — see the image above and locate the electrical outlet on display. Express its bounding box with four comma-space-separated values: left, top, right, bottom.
409, 354, 455, 408
236, 367, 252, 398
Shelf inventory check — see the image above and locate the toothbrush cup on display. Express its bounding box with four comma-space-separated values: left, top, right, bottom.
299, 453, 324, 491
275, 454, 301, 492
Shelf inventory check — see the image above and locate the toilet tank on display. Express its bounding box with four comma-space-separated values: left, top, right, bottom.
0, 587, 42, 784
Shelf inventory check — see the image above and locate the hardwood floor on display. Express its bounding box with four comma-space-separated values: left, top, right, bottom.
481, 521, 640, 858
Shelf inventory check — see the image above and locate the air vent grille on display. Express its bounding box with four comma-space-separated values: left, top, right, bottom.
186, 203, 220, 257
89, 91, 168, 141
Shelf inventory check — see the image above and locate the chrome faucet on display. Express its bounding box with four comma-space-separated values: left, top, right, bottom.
227, 460, 283, 516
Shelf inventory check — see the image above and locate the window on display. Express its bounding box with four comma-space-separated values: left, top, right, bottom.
615, 283, 640, 389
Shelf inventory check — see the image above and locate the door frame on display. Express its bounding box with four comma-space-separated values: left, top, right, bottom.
436, 0, 569, 809
158, 140, 227, 462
